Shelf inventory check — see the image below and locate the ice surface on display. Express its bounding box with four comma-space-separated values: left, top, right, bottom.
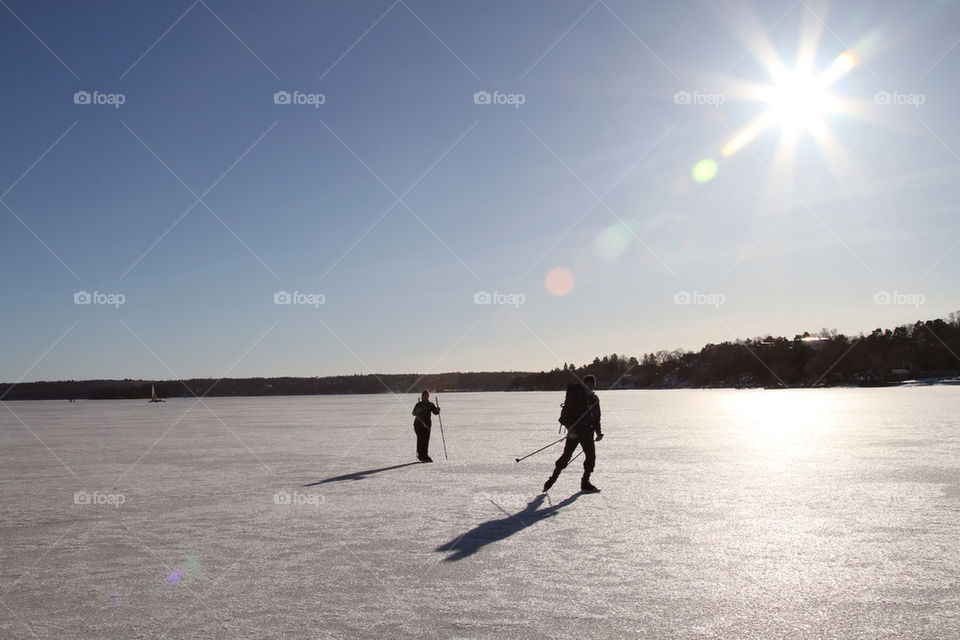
1, 388, 958, 639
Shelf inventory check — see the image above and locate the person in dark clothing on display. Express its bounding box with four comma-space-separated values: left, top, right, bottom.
412, 389, 440, 463
543, 375, 603, 493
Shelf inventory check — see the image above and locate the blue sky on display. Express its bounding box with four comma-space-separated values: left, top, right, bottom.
1, 0, 958, 381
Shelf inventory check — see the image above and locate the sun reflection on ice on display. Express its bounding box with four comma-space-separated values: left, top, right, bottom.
727, 391, 835, 461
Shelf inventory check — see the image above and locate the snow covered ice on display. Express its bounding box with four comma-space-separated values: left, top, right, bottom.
1, 388, 959, 638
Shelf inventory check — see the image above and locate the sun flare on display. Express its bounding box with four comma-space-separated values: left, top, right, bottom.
769, 71, 828, 127
721, 50, 859, 158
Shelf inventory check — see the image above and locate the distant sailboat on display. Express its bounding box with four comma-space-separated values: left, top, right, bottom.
149, 384, 165, 403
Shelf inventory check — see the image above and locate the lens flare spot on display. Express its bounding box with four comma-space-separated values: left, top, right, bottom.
545, 267, 575, 296
166, 570, 183, 585
594, 220, 639, 260
833, 50, 857, 73
692, 158, 718, 183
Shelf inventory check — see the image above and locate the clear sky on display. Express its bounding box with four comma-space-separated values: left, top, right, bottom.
1, 0, 958, 381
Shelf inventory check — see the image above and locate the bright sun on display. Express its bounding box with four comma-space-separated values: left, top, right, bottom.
769, 71, 828, 127
721, 50, 858, 158
770, 50, 857, 128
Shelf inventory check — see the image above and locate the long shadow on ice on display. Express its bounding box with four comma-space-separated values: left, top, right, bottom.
303, 462, 420, 486
436, 492, 581, 562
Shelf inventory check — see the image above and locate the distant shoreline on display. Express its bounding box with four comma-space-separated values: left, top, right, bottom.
4, 314, 957, 400
2, 376, 959, 401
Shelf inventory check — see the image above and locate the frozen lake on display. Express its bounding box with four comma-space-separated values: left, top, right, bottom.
1, 388, 958, 639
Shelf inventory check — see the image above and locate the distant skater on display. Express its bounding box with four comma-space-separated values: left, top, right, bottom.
412, 390, 440, 463
543, 375, 603, 493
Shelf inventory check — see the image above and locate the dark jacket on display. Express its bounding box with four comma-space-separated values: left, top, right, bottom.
412, 399, 439, 428
581, 390, 602, 435
567, 388, 601, 438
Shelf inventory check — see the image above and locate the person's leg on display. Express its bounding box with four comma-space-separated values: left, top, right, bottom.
415, 425, 428, 459
544, 435, 578, 491
554, 436, 578, 471
580, 435, 595, 479
580, 432, 597, 490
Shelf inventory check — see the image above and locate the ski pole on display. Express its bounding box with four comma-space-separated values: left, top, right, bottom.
436, 396, 448, 460
515, 437, 565, 463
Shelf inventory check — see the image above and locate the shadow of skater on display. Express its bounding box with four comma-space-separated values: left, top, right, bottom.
303, 462, 421, 486
435, 492, 582, 562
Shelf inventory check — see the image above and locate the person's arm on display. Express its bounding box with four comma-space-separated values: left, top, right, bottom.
432, 402, 440, 415
594, 398, 603, 440
412, 402, 421, 417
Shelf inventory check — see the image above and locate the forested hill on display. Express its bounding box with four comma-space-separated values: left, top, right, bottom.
3, 314, 958, 400
511, 314, 960, 390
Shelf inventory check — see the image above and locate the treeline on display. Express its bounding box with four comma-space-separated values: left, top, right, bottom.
0, 371, 522, 401
4, 314, 958, 400
509, 314, 960, 390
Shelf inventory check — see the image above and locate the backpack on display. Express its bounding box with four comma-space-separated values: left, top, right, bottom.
558, 382, 587, 429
